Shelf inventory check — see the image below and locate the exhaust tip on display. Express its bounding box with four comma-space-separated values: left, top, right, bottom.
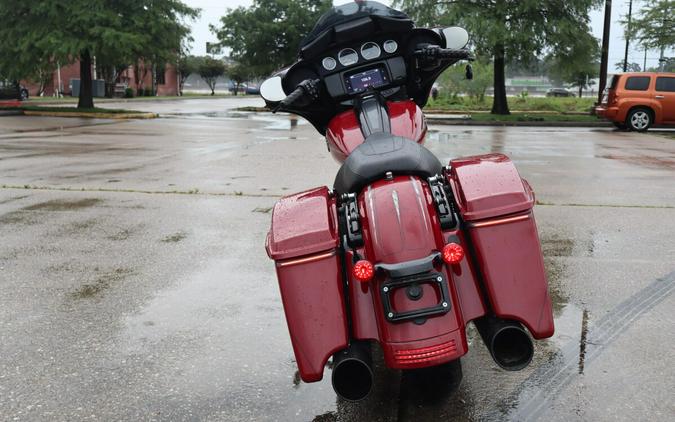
475, 316, 535, 371
332, 358, 374, 401
491, 325, 534, 371
331, 342, 374, 401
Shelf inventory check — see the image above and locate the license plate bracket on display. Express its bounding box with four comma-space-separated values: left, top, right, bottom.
380, 272, 451, 323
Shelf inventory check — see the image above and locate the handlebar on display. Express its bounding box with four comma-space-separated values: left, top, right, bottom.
414, 45, 473, 61
274, 79, 321, 111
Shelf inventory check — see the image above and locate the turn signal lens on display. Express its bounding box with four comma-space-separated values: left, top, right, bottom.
353, 260, 375, 282
442, 243, 464, 264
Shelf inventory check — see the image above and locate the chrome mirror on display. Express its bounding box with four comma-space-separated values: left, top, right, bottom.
260, 76, 286, 102
442, 27, 469, 50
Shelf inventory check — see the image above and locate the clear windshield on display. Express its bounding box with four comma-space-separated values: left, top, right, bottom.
301, 1, 409, 47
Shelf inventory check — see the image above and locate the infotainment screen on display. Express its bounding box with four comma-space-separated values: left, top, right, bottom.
344, 66, 389, 94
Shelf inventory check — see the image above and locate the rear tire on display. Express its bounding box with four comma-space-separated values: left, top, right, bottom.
626, 108, 652, 132
400, 359, 463, 402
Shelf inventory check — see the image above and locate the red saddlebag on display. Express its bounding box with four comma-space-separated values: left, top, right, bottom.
446, 154, 554, 339
266, 187, 349, 381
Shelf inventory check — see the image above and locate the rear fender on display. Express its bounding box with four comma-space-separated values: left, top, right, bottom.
356, 176, 469, 368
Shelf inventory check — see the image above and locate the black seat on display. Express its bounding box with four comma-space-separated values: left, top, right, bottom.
333, 132, 442, 194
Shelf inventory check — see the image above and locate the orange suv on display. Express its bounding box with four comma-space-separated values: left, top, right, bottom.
595, 72, 675, 131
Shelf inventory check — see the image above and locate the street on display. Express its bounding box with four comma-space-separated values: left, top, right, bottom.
1, 98, 674, 421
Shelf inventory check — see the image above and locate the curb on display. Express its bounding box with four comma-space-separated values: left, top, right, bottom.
234, 107, 608, 128
426, 118, 611, 128
0, 110, 23, 116
22, 110, 158, 119
425, 109, 592, 116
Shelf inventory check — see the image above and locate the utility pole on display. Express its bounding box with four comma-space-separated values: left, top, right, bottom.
658, 10, 666, 71
598, 0, 612, 105
57, 62, 62, 98
622, 0, 633, 72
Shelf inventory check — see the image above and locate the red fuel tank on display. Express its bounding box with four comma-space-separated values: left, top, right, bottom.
325, 100, 427, 163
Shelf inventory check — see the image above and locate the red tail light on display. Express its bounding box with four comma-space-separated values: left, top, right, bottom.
353, 260, 374, 282
442, 243, 464, 264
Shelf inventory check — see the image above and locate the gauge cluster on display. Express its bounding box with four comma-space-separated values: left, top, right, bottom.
322, 39, 399, 71
310, 37, 408, 100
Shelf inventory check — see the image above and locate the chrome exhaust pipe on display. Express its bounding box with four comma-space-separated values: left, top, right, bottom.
331, 341, 374, 401
474, 315, 534, 371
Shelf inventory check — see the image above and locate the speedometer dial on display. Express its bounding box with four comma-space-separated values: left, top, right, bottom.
360, 42, 381, 60
338, 48, 358, 66
322, 57, 337, 71
383, 40, 398, 54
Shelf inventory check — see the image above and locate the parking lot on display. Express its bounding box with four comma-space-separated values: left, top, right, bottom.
1, 98, 674, 421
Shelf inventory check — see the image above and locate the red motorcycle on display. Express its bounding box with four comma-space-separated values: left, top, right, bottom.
261, 1, 554, 401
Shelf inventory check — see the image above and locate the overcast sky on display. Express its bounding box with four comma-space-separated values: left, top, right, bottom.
184, 0, 671, 71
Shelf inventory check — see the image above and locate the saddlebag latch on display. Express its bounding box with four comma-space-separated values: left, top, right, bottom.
428, 175, 456, 229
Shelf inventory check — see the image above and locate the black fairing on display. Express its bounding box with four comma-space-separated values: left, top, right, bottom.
263, 1, 461, 135
300, 1, 412, 59
333, 132, 442, 194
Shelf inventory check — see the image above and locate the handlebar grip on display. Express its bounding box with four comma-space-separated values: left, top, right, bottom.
414, 45, 471, 61
279, 79, 321, 108
281, 86, 306, 107
437, 48, 471, 60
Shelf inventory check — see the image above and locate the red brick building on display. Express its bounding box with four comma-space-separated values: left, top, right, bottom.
23, 60, 179, 97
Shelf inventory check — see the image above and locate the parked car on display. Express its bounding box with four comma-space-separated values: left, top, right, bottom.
245, 84, 260, 95
19, 85, 29, 100
0, 79, 21, 100
595, 72, 675, 131
546, 88, 574, 97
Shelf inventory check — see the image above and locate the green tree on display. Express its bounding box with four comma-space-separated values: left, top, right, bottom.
438, 59, 493, 101
0, 0, 198, 108
177, 55, 200, 95
394, 0, 602, 114
211, 0, 332, 77
626, 0, 674, 69
227, 63, 252, 96
197, 57, 226, 95
546, 32, 600, 97
615, 61, 642, 72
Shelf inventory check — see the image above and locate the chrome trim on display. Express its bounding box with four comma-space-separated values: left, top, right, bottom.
322, 57, 337, 71
360, 42, 381, 60
367, 185, 378, 249
338, 48, 358, 66
383, 40, 398, 54
467, 213, 530, 228
410, 176, 430, 233
277, 250, 336, 267
392, 190, 401, 226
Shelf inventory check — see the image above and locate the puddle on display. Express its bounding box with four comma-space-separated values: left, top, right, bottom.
56, 218, 99, 236
70, 267, 135, 299
0, 195, 29, 205
578, 309, 589, 374
168, 110, 307, 131
596, 154, 675, 170
107, 229, 133, 241
161, 232, 187, 243
252, 207, 272, 214
0, 210, 38, 225
23, 198, 102, 211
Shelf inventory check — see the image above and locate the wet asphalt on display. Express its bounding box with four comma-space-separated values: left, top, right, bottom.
0, 98, 674, 421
